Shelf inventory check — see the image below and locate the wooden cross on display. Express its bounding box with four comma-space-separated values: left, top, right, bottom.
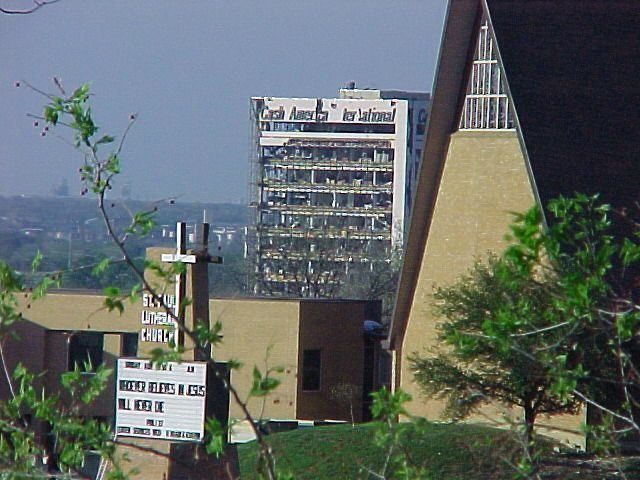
161, 222, 222, 351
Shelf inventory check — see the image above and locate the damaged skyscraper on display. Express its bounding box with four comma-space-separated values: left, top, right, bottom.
248, 86, 430, 296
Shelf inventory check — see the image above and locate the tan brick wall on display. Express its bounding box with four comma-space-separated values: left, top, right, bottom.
398, 130, 584, 446
10, 277, 371, 477
401, 131, 534, 408
117, 440, 171, 479
14, 285, 376, 437
209, 298, 300, 421
18, 292, 141, 332
16, 292, 370, 423
15, 293, 138, 418
116, 440, 239, 480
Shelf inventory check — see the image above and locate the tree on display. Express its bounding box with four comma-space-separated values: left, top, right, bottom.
412, 194, 640, 476
252, 241, 345, 298
409, 250, 581, 457
252, 231, 402, 320
328, 382, 362, 427
209, 244, 249, 297
339, 248, 403, 322
501, 195, 640, 450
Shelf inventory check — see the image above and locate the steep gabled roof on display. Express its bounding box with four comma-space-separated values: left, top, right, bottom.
388, 0, 640, 350
489, 0, 640, 209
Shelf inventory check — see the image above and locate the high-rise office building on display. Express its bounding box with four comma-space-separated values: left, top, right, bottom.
248, 86, 430, 296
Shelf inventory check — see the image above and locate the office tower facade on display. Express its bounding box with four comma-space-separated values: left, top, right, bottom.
248, 87, 430, 296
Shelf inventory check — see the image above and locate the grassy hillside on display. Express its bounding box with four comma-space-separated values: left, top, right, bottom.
237, 422, 640, 479
237, 422, 523, 480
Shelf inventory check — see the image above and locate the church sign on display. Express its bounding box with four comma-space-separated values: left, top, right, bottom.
115, 359, 207, 442
140, 293, 176, 345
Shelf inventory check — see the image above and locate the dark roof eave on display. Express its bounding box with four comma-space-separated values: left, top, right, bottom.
388, 0, 481, 350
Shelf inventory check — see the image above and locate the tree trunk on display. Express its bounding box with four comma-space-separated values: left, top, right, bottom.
523, 404, 537, 459
350, 402, 355, 428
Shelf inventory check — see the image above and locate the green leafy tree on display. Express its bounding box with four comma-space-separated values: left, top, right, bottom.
0, 259, 132, 479
412, 194, 640, 476
409, 249, 581, 459
502, 195, 640, 449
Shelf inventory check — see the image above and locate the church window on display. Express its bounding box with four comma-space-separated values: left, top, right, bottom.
459, 19, 515, 130
302, 349, 322, 391
68, 332, 104, 371
121, 332, 138, 357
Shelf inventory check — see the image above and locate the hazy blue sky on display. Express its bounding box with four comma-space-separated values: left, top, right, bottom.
1, 0, 448, 203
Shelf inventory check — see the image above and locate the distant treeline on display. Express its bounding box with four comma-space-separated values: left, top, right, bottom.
0, 195, 249, 294
0, 195, 248, 231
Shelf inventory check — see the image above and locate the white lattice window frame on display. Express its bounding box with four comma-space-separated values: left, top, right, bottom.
459, 19, 515, 131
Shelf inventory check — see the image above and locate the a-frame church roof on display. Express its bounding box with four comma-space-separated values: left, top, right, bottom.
388, 0, 640, 350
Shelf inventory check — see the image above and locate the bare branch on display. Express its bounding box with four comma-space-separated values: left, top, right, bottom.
0, 0, 61, 15
115, 113, 137, 157
18, 79, 57, 101
510, 320, 571, 337
573, 389, 640, 431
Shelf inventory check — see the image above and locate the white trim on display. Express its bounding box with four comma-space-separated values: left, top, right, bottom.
459, 18, 514, 130
456, 128, 517, 132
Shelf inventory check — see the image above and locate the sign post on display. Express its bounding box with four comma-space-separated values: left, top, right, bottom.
160, 222, 188, 349
114, 222, 235, 479
138, 222, 223, 353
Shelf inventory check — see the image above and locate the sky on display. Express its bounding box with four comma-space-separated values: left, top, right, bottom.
1, 0, 448, 203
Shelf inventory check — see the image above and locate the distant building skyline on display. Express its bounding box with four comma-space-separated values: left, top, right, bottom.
1, 0, 448, 203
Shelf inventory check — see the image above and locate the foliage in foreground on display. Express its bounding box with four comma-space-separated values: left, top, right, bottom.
0, 260, 129, 479
412, 194, 640, 476
0, 79, 291, 478
409, 251, 581, 449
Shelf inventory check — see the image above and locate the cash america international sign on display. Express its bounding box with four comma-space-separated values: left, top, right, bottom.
115, 359, 207, 442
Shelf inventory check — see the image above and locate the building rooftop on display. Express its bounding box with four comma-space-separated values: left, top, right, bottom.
488, 0, 640, 211
339, 88, 431, 101
47, 289, 379, 305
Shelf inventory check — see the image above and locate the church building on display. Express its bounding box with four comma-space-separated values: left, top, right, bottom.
387, 0, 640, 447
1, 234, 382, 478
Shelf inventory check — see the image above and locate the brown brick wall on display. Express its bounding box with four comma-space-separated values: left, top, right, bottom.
296, 301, 366, 422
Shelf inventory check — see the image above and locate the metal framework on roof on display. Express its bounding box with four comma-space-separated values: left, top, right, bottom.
459, 18, 514, 130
